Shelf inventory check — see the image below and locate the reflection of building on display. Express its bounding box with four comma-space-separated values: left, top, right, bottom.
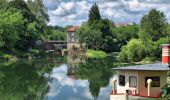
67, 55, 86, 64
110, 44, 170, 100
67, 55, 86, 79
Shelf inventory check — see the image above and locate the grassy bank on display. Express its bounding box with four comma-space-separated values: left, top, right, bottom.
86, 49, 107, 58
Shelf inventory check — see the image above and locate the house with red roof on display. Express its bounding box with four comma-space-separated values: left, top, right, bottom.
67, 26, 86, 55
67, 26, 80, 42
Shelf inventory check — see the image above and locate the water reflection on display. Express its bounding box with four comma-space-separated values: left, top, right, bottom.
46, 64, 94, 100
47, 56, 114, 100
76, 56, 114, 99
0, 56, 115, 100
0, 61, 53, 100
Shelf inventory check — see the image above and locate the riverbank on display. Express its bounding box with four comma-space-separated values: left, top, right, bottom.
0, 49, 47, 61
86, 49, 107, 58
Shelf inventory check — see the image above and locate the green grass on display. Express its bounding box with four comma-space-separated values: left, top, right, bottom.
86, 49, 107, 58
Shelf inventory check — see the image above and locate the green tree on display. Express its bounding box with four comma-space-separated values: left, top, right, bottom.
0, 8, 23, 49
161, 72, 170, 100
139, 9, 168, 41
76, 24, 102, 49
76, 57, 113, 97
111, 25, 139, 51
48, 30, 66, 41
119, 39, 145, 62
0, 0, 8, 8
27, 0, 49, 22
8, 0, 36, 24
88, 3, 101, 25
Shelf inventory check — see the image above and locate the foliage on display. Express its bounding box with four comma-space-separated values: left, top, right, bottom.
86, 49, 107, 58
161, 71, 170, 100
0, 0, 49, 51
111, 25, 139, 51
144, 37, 170, 59
0, 8, 23, 48
0, 61, 52, 100
0, 0, 8, 8
76, 24, 103, 49
27, 0, 49, 22
8, 0, 36, 24
161, 83, 170, 100
77, 4, 116, 52
140, 57, 157, 64
119, 39, 145, 62
139, 9, 168, 41
76, 57, 114, 97
88, 3, 101, 25
47, 29, 66, 41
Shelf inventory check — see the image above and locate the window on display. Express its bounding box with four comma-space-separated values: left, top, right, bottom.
129, 76, 137, 87
145, 77, 160, 87
119, 75, 125, 86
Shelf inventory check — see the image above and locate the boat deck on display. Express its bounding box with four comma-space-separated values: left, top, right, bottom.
110, 94, 166, 100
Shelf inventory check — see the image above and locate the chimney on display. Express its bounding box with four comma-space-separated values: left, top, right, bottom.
162, 44, 170, 65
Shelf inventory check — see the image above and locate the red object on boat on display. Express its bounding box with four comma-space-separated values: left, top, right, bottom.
162, 44, 170, 64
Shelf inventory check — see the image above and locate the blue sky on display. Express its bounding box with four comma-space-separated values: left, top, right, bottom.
42, 0, 170, 26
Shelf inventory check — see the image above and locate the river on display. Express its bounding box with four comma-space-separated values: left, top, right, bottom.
0, 55, 117, 100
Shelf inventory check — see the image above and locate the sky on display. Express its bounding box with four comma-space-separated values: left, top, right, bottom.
42, 0, 170, 26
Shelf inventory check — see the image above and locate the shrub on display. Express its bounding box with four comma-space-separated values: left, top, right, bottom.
140, 57, 157, 64
86, 49, 107, 58
119, 39, 145, 62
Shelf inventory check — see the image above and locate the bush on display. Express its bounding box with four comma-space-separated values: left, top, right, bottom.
161, 83, 170, 100
3, 54, 16, 60
119, 39, 145, 62
86, 49, 107, 58
140, 57, 157, 64
144, 37, 170, 59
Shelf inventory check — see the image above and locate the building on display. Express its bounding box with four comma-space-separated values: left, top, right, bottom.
67, 26, 80, 42
67, 26, 86, 55
115, 22, 133, 27
110, 44, 170, 100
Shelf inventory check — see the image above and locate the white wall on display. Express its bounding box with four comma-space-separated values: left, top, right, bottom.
116, 70, 138, 94
115, 70, 167, 97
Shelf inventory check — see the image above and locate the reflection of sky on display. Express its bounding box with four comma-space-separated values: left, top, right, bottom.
46, 64, 113, 100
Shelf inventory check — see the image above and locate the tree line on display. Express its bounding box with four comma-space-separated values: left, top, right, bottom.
0, 0, 67, 57
76, 3, 170, 62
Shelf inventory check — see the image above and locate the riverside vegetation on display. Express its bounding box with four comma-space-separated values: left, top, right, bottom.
1, 1, 170, 99
0, 0, 67, 60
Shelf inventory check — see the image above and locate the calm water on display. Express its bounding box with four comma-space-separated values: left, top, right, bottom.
0, 55, 116, 100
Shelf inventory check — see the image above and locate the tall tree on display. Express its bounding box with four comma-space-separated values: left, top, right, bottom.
139, 9, 168, 41
27, 0, 49, 22
0, 0, 8, 8
7, 0, 38, 50
88, 3, 101, 25
8, 0, 36, 24
0, 8, 23, 49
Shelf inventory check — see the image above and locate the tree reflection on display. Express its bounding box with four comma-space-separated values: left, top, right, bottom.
76, 56, 114, 98
0, 61, 55, 100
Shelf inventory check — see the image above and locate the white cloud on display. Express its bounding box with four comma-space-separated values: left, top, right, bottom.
43, 0, 170, 26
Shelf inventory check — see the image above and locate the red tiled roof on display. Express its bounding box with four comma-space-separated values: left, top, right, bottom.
67, 26, 80, 32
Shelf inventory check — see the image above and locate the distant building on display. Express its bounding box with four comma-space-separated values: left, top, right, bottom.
67, 26, 86, 55
67, 26, 80, 42
115, 22, 133, 27
110, 44, 170, 100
